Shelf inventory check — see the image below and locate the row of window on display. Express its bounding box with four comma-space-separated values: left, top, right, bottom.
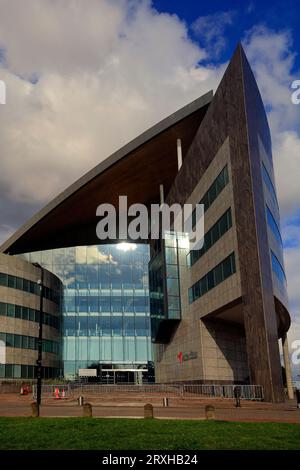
191, 165, 229, 227
0, 364, 60, 379
271, 251, 287, 286
63, 336, 151, 363
0, 302, 60, 329
24, 244, 149, 267
262, 162, 279, 209
0, 332, 59, 354
64, 315, 150, 337
64, 295, 149, 314
0, 272, 60, 304
164, 235, 181, 320
266, 206, 283, 246
189, 252, 236, 303
187, 208, 232, 267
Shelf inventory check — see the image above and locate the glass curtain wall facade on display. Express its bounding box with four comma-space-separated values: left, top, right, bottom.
21, 244, 152, 381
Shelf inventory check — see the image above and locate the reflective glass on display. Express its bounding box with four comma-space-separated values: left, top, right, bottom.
23, 244, 151, 379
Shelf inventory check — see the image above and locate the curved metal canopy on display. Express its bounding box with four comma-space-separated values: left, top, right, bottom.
0, 91, 213, 254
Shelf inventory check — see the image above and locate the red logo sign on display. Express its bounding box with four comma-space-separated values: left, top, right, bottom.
177, 351, 183, 363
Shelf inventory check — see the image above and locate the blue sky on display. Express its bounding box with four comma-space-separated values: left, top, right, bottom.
0, 0, 299, 376
153, 0, 300, 70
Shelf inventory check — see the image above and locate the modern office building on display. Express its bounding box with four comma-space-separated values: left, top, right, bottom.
0, 45, 292, 401
20, 244, 151, 382
0, 254, 62, 379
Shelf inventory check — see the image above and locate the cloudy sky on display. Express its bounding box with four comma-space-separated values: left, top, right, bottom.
0, 1, 299, 375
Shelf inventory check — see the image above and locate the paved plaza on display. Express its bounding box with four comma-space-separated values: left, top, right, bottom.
0, 392, 300, 423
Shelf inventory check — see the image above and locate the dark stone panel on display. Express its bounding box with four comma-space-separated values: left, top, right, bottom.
165, 45, 287, 402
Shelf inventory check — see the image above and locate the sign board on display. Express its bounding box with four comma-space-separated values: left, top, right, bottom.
177, 351, 198, 363
78, 368, 97, 377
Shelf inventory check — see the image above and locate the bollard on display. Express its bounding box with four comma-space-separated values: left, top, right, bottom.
144, 403, 154, 419
31, 402, 39, 418
83, 403, 93, 417
205, 405, 215, 420
163, 397, 169, 407
78, 396, 84, 406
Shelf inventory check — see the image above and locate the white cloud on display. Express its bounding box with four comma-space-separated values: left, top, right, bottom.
192, 10, 236, 57
0, 0, 223, 220
243, 26, 300, 219
272, 131, 300, 217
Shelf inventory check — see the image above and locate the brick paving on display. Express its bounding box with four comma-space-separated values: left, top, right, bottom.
0, 393, 300, 423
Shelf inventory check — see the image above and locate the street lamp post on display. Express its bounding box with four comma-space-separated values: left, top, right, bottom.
34, 263, 44, 417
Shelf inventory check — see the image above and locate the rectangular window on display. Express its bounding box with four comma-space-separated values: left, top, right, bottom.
7, 304, 15, 317
0, 302, 7, 316
23, 279, 30, 292
188, 208, 232, 267
6, 333, 14, 347
8, 275, 16, 289
100, 317, 111, 336
29, 281, 35, 294
0, 273, 7, 287
15, 305, 22, 319
16, 277, 23, 290
22, 336, 29, 349
22, 307, 29, 321
266, 206, 282, 246
14, 335, 22, 349
28, 336, 36, 350
29, 308, 35, 322
189, 252, 236, 303
111, 316, 122, 336
271, 251, 287, 286
262, 163, 279, 208
199, 165, 229, 215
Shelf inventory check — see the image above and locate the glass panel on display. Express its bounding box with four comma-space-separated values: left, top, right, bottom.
271, 251, 287, 286
266, 206, 282, 246
112, 337, 123, 361
124, 317, 135, 336
111, 316, 122, 336
77, 317, 88, 336
88, 338, 100, 360
15, 305, 22, 319
0, 273, 8, 286
6, 333, 13, 347
14, 335, 22, 348
8, 275, 16, 289
188, 208, 232, 267
100, 316, 111, 336
7, 304, 15, 317
124, 337, 135, 361
76, 337, 88, 361
189, 253, 236, 303
0, 303, 6, 316
16, 277, 23, 290
136, 338, 147, 361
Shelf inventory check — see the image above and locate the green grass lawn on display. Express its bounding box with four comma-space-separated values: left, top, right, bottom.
0, 418, 299, 450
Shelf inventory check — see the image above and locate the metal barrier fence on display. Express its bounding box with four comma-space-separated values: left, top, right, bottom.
181, 384, 264, 400
32, 383, 263, 401
32, 384, 71, 400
